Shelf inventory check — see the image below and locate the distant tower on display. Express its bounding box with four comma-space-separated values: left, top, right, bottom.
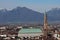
43, 11, 54, 40
44, 11, 48, 30
43, 11, 48, 39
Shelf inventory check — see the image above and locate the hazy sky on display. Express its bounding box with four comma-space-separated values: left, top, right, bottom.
0, 0, 60, 12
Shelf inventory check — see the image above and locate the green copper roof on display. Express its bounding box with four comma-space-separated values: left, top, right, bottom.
18, 28, 42, 34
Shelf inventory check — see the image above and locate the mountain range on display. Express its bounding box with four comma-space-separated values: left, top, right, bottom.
0, 7, 60, 24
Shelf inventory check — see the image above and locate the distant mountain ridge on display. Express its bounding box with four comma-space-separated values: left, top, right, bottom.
0, 7, 43, 24
0, 7, 60, 24
47, 8, 60, 23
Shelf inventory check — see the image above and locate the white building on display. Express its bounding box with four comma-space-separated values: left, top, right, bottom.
18, 28, 43, 38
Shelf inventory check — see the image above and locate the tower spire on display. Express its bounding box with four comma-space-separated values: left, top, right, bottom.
44, 11, 48, 30
43, 11, 49, 39
43, 11, 54, 40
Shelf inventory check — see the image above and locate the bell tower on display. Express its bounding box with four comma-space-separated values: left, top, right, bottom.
43, 11, 55, 40
44, 11, 48, 30
43, 11, 49, 39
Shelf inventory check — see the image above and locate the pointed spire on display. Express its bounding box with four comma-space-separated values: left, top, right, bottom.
43, 11, 48, 39
44, 11, 48, 30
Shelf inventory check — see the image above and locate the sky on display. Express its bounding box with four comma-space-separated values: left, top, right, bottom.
0, 0, 60, 12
